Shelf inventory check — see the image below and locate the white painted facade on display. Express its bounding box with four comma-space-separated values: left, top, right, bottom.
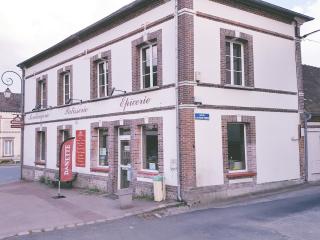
20, 0, 311, 200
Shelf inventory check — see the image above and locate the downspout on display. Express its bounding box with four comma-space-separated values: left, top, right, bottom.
304, 112, 312, 182
174, 0, 182, 202
20, 68, 25, 180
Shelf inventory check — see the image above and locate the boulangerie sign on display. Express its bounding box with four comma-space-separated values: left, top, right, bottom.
59, 138, 75, 182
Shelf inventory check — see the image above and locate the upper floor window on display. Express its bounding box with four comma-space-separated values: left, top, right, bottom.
220, 29, 254, 88
36, 75, 47, 109
97, 61, 109, 98
141, 44, 158, 89
63, 72, 71, 104
57, 66, 73, 106
226, 41, 244, 86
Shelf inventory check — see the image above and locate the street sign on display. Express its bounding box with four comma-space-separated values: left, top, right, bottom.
195, 113, 210, 120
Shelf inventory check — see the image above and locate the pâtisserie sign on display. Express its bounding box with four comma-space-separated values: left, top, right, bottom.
120, 96, 151, 111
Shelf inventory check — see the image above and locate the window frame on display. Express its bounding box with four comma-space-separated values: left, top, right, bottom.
39, 131, 46, 162
97, 128, 109, 168
140, 43, 158, 89
3, 139, 14, 157
141, 125, 159, 172
226, 40, 245, 87
97, 60, 109, 98
63, 72, 71, 105
227, 123, 248, 173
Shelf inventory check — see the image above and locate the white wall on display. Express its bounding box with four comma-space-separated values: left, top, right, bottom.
195, 110, 300, 187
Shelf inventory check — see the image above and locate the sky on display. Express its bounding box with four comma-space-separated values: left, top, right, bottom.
0, 0, 319, 93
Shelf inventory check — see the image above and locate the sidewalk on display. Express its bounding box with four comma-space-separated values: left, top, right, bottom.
0, 182, 178, 239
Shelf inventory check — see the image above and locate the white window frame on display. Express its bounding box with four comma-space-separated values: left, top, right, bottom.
228, 123, 248, 173
98, 128, 108, 167
63, 72, 71, 105
39, 131, 46, 161
226, 40, 245, 86
97, 60, 109, 98
140, 43, 157, 89
3, 139, 14, 157
140, 125, 159, 172
39, 80, 46, 107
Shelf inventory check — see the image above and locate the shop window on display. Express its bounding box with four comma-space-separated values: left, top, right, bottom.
141, 44, 158, 89
227, 124, 247, 171
226, 41, 244, 86
98, 128, 108, 167
3, 139, 13, 157
142, 125, 158, 171
61, 130, 70, 142
38, 131, 46, 161
63, 72, 71, 104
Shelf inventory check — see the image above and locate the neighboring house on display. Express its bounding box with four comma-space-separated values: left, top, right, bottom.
303, 65, 320, 182
18, 0, 313, 203
0, 93, 21, 163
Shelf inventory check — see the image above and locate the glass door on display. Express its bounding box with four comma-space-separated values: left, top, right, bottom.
118, 128, 131, 189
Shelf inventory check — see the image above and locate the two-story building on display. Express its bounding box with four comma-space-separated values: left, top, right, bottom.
0, 93, 21, 163
18, 0, 313, 203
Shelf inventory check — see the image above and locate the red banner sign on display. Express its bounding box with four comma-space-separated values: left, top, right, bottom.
76, 130, 86, 168
60, 138, 75, 182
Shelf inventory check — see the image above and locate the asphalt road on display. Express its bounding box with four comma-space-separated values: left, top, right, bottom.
8, 185, 320, 240
0, 165, 20, 185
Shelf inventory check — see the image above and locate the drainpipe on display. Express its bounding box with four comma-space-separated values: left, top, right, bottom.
174, 0, 182, 202
304, 112, 312, 182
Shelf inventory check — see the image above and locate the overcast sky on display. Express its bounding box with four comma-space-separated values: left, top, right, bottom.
0, 0, 319, 93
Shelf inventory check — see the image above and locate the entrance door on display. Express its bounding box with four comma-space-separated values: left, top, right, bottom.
118, 135, 131, 189
308, 130, 320, 181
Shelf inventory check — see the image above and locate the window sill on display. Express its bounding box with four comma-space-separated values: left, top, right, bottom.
35, 160, 46, 166
224, 84, 254, 90
226, 172, 256, 179
91, 167, 110, 173
138, 170, 159, 177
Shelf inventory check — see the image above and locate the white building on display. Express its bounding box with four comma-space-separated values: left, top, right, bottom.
0, 93, 21, 163
18, 0, 313, 203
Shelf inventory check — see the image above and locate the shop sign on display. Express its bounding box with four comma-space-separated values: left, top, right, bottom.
76, 130, 86, 168
120, 96, 151, 111
27, 112, 49, 121
195, 113, 210, 120
64, 106, 88, 116
59, 138, 75, 182
10, 115, 23, 128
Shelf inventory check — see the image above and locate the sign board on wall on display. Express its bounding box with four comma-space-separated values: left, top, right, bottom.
195, 113, 210, 121
76, 130, 86, 168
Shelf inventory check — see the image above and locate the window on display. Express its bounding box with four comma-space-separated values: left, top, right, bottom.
142, 125, 158, 170
63, 72, 71, 104
226, 41, 244, 86
3, 139, 13, 157
227, 124, 247, 172
61, 130, 70, 142
38, 80, 46, 108
97, 61, 109, 98
38, 131, 46, 161
141, 44, 157, 89
98, 129, 108, 167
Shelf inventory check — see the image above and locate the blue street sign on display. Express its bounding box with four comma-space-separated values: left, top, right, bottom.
195, 113, 210, 120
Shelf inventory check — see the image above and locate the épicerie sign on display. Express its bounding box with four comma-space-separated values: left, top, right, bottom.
120, 96, 151, 111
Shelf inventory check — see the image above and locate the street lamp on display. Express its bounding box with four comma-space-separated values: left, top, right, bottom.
300, 29, 320, 39
1, 70, 24, 181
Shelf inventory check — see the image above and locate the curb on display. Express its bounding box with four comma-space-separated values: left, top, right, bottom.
1, 201, 182, 240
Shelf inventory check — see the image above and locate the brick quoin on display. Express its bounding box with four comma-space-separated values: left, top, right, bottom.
178, 0, 197, 193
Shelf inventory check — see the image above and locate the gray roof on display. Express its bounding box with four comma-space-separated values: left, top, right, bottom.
303, 65, 320, 114
0, 93, 22, 113
17, 0, 313, 69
